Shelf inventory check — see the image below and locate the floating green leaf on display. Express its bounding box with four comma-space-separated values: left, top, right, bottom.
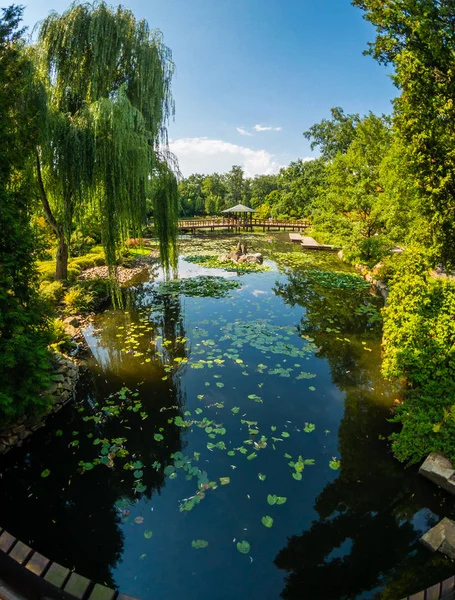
236, 540, 250, 554
267, 494, 277, 505
191, 539, 209, 549
154, 433, 164, 441
258, 473, 266, 481
261, 516, 274, 528
329, 459, 341, 470
144, 530, 153, 539
304, 423, 316, 433
220, 477, 230, 485
41, 469, 50, 478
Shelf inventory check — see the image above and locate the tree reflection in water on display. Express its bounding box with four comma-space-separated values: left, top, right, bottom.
273, 269, 454, 600
0, 290, 188, 589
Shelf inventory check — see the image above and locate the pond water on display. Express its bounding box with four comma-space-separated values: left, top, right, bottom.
0, 234, 454, 600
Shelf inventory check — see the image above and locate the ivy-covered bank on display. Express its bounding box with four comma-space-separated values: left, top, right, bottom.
380, 250, 455, 464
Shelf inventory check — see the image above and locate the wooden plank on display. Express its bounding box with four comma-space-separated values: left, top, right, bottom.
8, 540, 32, 564
63, 572, 92, 599
289, 233, 302, 242
25, 551, 50, 577
409, 592, 425, 600
426, 583, 441, 600
44, 562, 70, 588
0, 531, 16, 553
88, 583, 116, 600
441, 576, 455, 597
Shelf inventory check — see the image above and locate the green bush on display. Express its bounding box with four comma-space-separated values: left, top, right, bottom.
40, 280, 65, 307
63, 286, 94, 314
382, 249, 455, 463
50, 318, 73, 352
38, 260, 81, 282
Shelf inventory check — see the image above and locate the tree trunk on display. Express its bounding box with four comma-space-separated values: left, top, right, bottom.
55, 233, 68, 281
36, 150, 69, 280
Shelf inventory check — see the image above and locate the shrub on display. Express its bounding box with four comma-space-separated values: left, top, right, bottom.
63, 286, 94, 314
382, 249, 455, 463
40, 281, 65, 307
50, 318, 73, 352
38, 260, 81, 282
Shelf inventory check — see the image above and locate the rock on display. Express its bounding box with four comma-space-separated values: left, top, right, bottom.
12, 425, 25, 434
421, 517, 455, 558
8, 435, 18, 445
419, 452, 455, 494
0, 444, 6, 453
64, 316, 81, 328
19, 430, 31, 441
51, 374, 65, 383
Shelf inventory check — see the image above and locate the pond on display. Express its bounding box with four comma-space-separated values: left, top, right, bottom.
0, 233, 454, 600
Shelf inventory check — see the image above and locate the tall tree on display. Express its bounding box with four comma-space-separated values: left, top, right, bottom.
0, 5, 51, 419
353, 0, 455, 265
273, 158, 327, 218
34, 1, 177, 279
225, 165, 247, 206
304, 107, 360, 161
312, 113, 392, 259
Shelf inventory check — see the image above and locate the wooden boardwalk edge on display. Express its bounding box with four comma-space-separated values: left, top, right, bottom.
0, 528, 139, 600
400, 575, 455, 600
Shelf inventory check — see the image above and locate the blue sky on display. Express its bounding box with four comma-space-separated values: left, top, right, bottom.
23, 0, 396, 176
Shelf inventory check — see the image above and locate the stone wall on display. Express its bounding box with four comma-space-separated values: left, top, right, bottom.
0, 352, 79, 455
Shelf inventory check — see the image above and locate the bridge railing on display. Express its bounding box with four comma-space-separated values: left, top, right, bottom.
176, 218, 309, 228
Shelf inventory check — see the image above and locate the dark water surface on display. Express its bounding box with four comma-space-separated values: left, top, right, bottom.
1, 235, 454, 600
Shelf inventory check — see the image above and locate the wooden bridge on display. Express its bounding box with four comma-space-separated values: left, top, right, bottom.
176, 218, 309, 233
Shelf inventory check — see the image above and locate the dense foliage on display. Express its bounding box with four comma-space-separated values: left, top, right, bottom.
382, 251, 455, 463
0, 6, 51, 420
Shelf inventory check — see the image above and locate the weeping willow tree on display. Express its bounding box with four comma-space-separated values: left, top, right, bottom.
34, 1, 178, 280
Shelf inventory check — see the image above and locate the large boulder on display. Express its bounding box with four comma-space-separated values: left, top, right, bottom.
421, 517, 455, 559
419, 452, 455, 494
237, 253, 263, 265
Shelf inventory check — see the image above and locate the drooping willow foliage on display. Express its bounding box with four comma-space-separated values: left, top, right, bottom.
150, 161, 179, 276
34, 1, 178, 280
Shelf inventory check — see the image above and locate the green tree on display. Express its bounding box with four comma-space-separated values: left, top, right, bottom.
273, 158, 326, 218
202, 173, 227, 215
304, 107, 360, 161
225, 165, 247, 206
34, 1, 177, 279
312, 113, 392, 261
0, 5, 51, 419
250, 174, 279, 209
178, 174, 206, 216
353, 0, 455, 265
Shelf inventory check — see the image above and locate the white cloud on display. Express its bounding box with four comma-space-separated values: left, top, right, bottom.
253, 124, 282, 132
236, 127, 253, 137
169, 137, 284, 177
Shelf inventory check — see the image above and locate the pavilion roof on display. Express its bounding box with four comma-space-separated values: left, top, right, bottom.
221, 204, 256, 213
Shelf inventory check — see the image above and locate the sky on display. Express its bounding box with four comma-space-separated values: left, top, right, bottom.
22, 0, 397, 177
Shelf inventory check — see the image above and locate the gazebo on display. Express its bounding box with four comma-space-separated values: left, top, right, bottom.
221, 204, 256, 230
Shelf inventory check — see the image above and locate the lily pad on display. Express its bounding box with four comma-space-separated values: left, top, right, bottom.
41, 469, 50, 478
236, 540, 250, 554
191, 539, 209, 549
144, 530, 153, 539
261, 516, 274, 528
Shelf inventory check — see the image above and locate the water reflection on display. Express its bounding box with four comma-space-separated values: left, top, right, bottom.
0, 292, 188, 588
273, 268, 455, 600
